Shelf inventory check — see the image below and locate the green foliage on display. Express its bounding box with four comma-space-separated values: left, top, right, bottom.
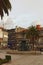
0, 55, 11, 65
2, 59, 8, 64
0, 0, 11, 19
5, 55, 11, 61
19, 40, 29, 51
26, 26, 39, 39
0, 58, 3, 65
26, 25, 39, 50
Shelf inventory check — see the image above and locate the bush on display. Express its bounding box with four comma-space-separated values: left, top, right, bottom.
0, 58, 9, 65
2, 59, 9, 63
19, 40, 29, 51
0, 55, 11, 65
5, 55, 11, 61
0, 58, 3, 65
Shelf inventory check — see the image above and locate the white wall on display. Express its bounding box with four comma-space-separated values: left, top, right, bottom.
0, 29, 3, 38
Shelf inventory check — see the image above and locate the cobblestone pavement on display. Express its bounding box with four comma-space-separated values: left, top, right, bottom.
0, 52, 43, 65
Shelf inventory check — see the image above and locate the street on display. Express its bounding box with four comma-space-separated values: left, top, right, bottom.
0, 51, 43, 65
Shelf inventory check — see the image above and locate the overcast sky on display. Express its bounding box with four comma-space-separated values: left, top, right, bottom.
0, 0, 43, 29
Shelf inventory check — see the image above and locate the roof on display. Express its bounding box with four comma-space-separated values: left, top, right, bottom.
0, 27, 3, 30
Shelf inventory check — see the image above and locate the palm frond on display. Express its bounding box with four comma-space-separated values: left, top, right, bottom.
0, 0, 11, 19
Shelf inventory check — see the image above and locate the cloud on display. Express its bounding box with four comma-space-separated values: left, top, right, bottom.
4, 18, 15, 29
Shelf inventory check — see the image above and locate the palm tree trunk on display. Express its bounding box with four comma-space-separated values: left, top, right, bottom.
32, 37, 34, 50
33, 42, 34, 50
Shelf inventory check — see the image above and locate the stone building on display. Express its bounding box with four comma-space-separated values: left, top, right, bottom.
7, 29, 17, 49
7, 26, 28, 49
7, 25, 43, 50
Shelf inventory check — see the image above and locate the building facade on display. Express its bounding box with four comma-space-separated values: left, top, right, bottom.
2, 29, 8, 47
0, 27, 8, 48
7, 29, 17, 49
7, 25, 43, 50
7, 27, 28, 49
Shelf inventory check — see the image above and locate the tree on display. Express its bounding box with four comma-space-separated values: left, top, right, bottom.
19, 40, 29, 51
0, 0, 11, 19
26, 25, 39, 50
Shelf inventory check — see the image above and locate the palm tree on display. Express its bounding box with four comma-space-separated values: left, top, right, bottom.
26, 25, 39, 50
0, 0, 11, 19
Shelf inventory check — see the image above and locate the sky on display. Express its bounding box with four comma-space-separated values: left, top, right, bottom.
0, 0, 43, 29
